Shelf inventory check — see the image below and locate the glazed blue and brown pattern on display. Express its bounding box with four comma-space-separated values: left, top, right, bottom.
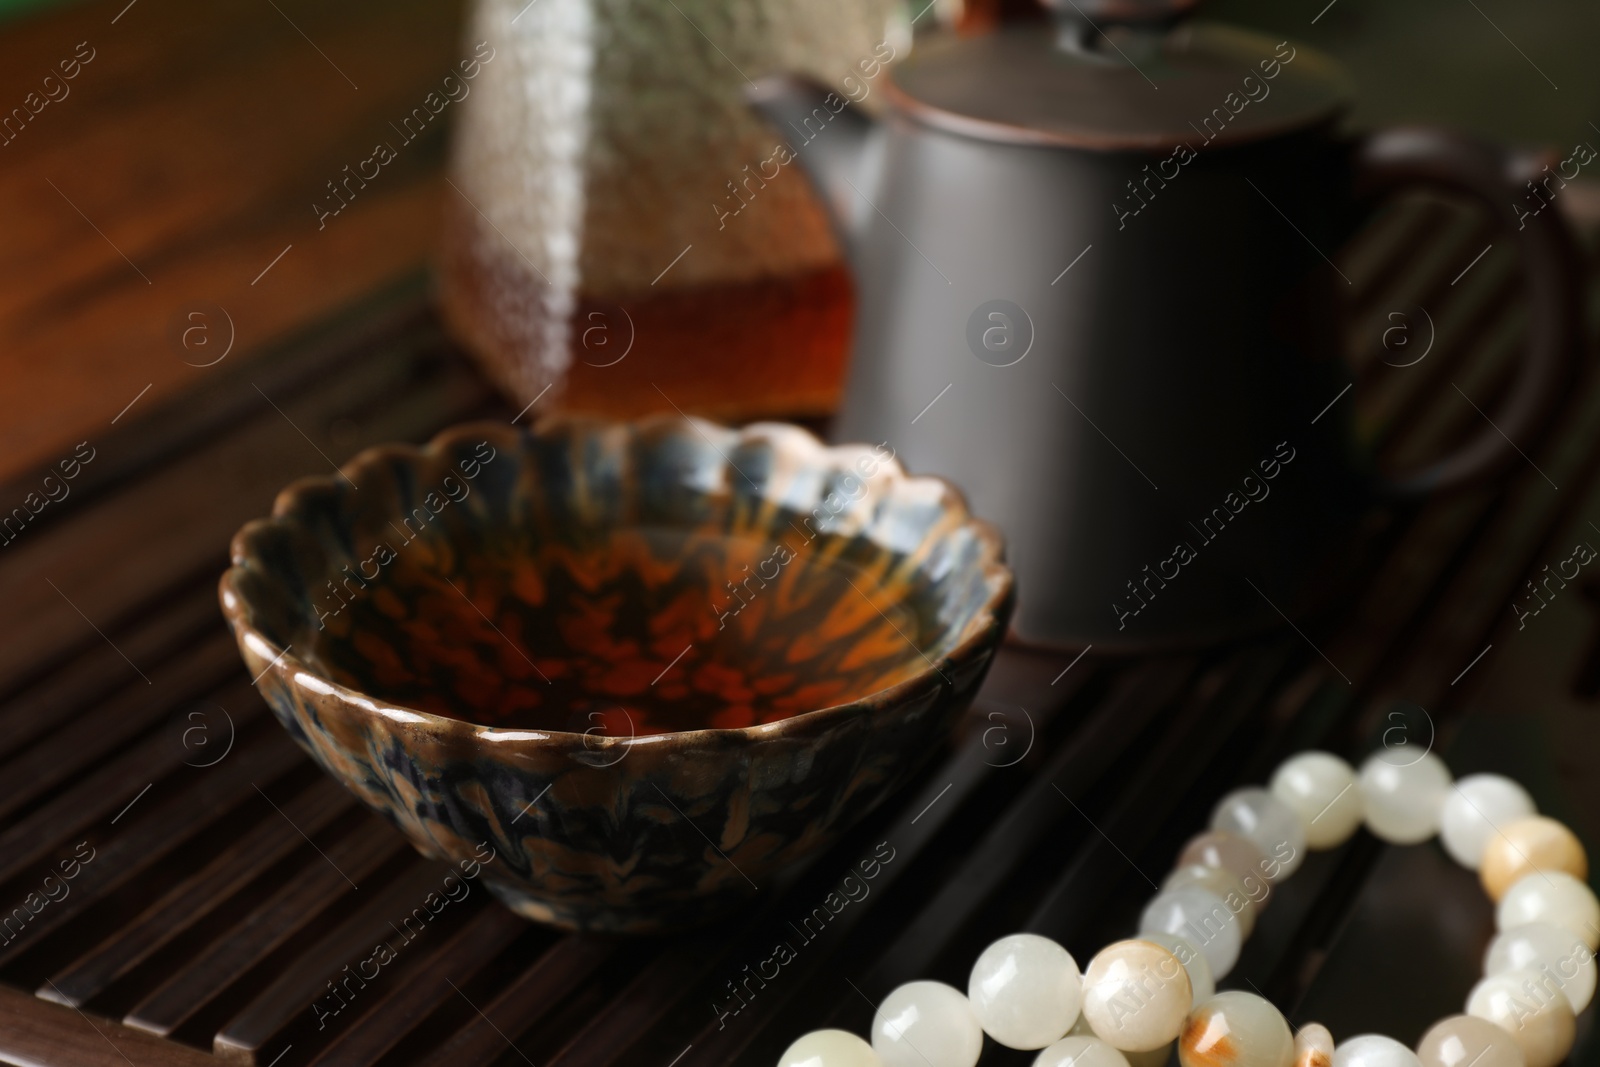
220, 416, 1013, 932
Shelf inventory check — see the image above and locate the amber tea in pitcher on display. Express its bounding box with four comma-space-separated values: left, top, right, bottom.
439, 0, 903, 422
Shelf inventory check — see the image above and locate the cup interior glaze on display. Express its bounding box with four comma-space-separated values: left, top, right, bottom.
307, 495, 944, 736
220, 415, 1013, 931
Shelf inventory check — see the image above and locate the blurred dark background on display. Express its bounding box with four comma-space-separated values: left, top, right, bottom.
1215, 0, 1598, 143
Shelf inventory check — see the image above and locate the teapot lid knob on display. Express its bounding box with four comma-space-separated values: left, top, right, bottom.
1040, 0, 1201, 52
1039, 0, 1201, 29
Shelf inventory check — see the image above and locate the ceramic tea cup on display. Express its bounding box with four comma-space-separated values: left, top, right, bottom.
220, 416, 1012, 932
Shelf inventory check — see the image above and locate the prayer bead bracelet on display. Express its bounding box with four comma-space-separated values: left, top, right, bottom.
778, 747, 1599, 1067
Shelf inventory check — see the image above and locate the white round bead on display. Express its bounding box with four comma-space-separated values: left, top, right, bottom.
1485, 921, 1596, 1013
1415, 1014, 1525, 1067
1138, 931, 1214, 1005
1331, 1033, 1422, 1067
1497, 871, 1600, 950
1293, 1022, 1335, 1067
1164, 865, 1257, 939
871, 981, 983, 1067
1080, 939, 1193, 1052
1140, 885, 1243, 979
1357, 749, 1452, 844
1177, 990, 1293, 1067
1212, 787, 1308, 881
780, 1029, 884, 1067
1271, 752, 1362, 850
1034, 1035, 1132, 1067
968, 933, 1083, 1050
1179, 830, 1272, 893
1438, 774, 1537, 869
1466, 968, 1576, 1067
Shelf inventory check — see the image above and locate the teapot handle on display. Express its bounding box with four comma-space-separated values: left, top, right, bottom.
1349, 127, 1586, 499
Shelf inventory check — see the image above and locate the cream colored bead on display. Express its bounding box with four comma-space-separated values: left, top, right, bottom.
1357, 749, 1452, 844
1141, 885, 1242, 979
1331, 1034, 1421, 1067
1179, 830, 1273, 902
968, 933, 1083, 1050
1271, 752, 1362, 851
1165, 865, 1257, 939
1497, 871, 1600, 951
1080, 939, 1193, 1052
1479, 816, 1588, 901
1466, 968, 1575, 1067
781, 1030, 884, 1067
871, 981, 983, 1067
1034, 1035, 1133, 1067
1485, 921, 1596, 1013
1415, 1014, 1525, 1067
1212, 788, 1307, 881
1139, 931, 1214, 1005
1293, 1023, 1335, 1067
1438, 774, 1536, 869
1177, 991, 1293, 1067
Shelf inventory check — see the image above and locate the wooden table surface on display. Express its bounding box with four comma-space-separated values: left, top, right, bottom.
0, 0, 465, 483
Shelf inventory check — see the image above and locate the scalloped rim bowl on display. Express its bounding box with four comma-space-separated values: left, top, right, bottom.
220, 415, 1013, 932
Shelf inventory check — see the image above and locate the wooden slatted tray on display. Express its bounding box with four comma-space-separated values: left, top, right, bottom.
1, 193, 1598, 1067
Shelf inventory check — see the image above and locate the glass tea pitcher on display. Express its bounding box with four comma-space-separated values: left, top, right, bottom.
439, 0, 907, 421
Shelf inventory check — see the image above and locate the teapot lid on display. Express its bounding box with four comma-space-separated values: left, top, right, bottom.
888, 8, 1350, 152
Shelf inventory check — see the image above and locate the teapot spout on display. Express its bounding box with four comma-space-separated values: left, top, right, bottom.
745, 74, 879, 259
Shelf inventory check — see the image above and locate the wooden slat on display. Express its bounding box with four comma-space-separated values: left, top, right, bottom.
1028, 648, 1301, 946
305, 905, 533, 1067
541, 939, 720, 1067
1379, 305, 1528, 475
1455, 486, 1600, 846
1379, 332, 1600, 701
869, 660, 1198, 983
0, 726, 305, 968
0, 579, 221, 759
1360, 256, 1521, 450
41, 777, 358, 1008
213, 862, 475, 1062
1347, 199, 1456, 314
0, 680, 269, 889
0, 635, 245, 824
0, 983, 215, 1067
1324, 489, 1491, 683
125, 823, 411, 1039
1337, 199, 1422, 307
1375, 207, 1492, 320
415, 936, 618, 1067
